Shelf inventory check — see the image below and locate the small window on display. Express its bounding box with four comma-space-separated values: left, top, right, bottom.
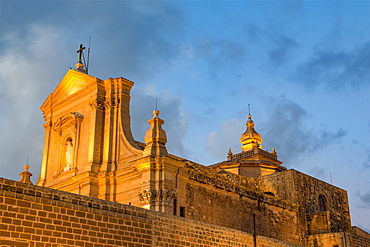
318, 194, 326, 212
180, 206, 185, 217
264, 192, 275, 196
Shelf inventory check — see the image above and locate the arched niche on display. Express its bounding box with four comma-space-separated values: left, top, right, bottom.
318, 194, 327, 212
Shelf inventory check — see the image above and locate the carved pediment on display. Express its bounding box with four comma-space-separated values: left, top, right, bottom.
53, 112, 84, 131
41, 70, 101, 110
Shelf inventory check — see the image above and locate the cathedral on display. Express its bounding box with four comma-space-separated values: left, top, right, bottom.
1, 53, 369, 247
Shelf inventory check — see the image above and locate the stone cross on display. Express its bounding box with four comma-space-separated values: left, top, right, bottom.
77, 44, 86, 63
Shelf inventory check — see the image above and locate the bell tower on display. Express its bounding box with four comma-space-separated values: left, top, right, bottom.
240, 114, 263, 151
211, 113, 286, 177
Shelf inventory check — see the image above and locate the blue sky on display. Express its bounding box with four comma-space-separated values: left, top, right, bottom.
1, 1, 369, 231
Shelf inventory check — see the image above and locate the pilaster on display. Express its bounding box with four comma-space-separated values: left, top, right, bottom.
37, 119, 52, 186
87, 96, 105, 173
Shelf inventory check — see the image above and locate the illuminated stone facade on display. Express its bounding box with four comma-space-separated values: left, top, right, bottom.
1, 65, 369, 246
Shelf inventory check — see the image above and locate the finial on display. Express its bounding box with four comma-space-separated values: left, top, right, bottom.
153, 109, 160, 118
153, 99, 160, 118
19, 164, 33, 185
227, 148, 233, 161
144, 108, 168, 157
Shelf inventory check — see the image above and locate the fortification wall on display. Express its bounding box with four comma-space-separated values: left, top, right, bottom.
0, 178, 303, 247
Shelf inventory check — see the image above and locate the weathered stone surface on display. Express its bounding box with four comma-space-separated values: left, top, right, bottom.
1, 178, 305, 247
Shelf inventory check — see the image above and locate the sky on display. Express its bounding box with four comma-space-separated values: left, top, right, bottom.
1, 0, 369, 232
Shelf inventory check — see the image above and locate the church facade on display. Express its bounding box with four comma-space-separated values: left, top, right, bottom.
1, 60, 369, 246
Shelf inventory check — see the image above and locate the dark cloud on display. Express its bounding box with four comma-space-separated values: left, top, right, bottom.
204, 96, 347, 165
297, 42, 370, 90
0, 1, 185, 182
87, 2, 184, 80
261, 96, 346, 166
364, 151, 370, 169
357, 186, 370, 208
307, 167, 328, 180
0, 25, 71, 182
2, 1, 184, 80
268, 36, 298, 65
196, 38, 247, 81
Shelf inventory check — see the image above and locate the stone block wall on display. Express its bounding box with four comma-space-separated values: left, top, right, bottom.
179, 165, 303, 245
306, 232, 370, 247
306, 232, 344, 247
184, 181, 302, 245
344, 232, 370, 247
306, 212, 331, 235
255, 169, 351, 236
0, 178, 303, 247
352, 226, 370, 239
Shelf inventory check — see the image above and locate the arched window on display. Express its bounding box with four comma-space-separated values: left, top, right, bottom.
318, 194, 326, 212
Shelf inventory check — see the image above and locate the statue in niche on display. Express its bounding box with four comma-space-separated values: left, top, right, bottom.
64, 140, 73, 172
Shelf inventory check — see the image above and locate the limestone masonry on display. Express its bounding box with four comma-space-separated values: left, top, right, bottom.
1, 60, 369, 246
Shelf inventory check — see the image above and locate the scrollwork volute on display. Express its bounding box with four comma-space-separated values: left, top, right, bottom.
105, 96, 120, 109
138, 189, 153, 204
89, 97, 105, 110
139, 189, 177, 206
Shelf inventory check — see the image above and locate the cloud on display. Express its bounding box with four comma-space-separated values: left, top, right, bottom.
2, 1, 185, 80
82, 1, 184, 81
357, 185, 370, 208
0, 1, 186, 182
261, 96, 346, 166
196, 38, 247, 80
0, 24, 71, 182
363, 149, 370, 169
205, 118, 245, 161
203, 96, 347, 166
297, 42, 370, 90
307, 167, 328, 181
268, 36, 298, 65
